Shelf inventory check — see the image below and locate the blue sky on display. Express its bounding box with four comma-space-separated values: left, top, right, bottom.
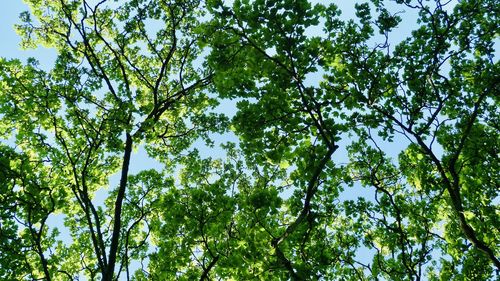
0, 0, 419, 215
1, 1, 57, 68
1, 0, 464, 277
0, 0, 414, 237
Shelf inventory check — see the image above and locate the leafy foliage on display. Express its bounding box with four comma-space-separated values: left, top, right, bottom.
0, 0, 498, 280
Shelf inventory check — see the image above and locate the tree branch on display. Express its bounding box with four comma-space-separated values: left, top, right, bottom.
104, 133, 133, 281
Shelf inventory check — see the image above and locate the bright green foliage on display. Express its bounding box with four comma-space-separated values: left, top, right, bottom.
1, 0, 221, 280
0, 0, 498, 280
204, 0, 499, 279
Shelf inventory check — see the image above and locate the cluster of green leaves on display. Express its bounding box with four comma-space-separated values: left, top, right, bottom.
0, 0, 498, 280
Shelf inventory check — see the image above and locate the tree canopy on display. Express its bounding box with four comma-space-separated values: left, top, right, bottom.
0, 0, 498, 280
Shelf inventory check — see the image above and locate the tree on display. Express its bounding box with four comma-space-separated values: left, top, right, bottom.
1, 0, 220, 279
0, 0, 498, 280
204, 0, 499, 279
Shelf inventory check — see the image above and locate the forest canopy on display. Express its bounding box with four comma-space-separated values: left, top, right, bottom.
0, 0, 498, 280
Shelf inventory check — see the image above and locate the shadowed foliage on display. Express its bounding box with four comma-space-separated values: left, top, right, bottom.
0, 0, 498, 280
